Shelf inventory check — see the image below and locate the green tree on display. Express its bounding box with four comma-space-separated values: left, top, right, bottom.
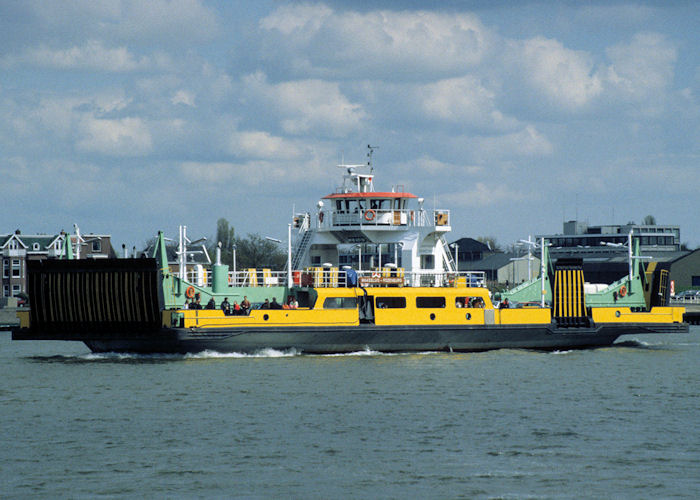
642, 214, 657, 225
477, 236, 501, 252
210, 218, 236, 265
234, 233, 286, 269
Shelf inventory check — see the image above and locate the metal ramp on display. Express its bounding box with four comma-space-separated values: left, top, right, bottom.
16, 258, 162, 340
552, 258, 590, 327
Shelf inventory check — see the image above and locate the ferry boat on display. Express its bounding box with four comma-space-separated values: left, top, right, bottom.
12, 151, 688, 354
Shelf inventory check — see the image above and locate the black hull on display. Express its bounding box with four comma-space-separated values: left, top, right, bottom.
82, 322, 688, 354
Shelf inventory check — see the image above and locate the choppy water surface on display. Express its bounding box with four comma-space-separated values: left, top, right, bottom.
1, 329, 699, 498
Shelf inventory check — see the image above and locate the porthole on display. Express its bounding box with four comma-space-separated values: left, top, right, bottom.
465, 313, 471, 320
615, 310, 621, 318
430, 313, 436, 320
263, 314, 269, 321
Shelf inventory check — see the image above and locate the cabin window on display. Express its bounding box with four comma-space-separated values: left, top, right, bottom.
376, 296, 406, 309
416, 296, 445, 308
455, 297, 467, 308
323, 297, 357, 309
32, 243, 40, 251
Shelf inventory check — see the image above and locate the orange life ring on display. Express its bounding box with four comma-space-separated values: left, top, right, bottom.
185, 286, 196, 299
364, 209, 376, 221
619, 285, 627, 297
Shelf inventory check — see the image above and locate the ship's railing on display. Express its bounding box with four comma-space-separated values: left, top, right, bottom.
291, 269, 486, 288
670, 295, 700, 305
318, 208, 450, 229
188, 269, 486, 289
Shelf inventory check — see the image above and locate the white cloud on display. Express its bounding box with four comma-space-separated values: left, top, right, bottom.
227, 131, 306, 160
13, 0, 219, 45
510, 37, 603, 109
77, 117, 153, 156
605, 33, 677, 100
259, 6, 492, 79
403, 156, 484, 176
172, 90, 195, 107
420, 76, 518, 130
242, 72, 366, 136
442, 182, 529, 208
5, 40, 155, 72
473, 125, 554, 160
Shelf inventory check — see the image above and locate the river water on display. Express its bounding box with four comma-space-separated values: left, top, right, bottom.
1, 328, 699, 499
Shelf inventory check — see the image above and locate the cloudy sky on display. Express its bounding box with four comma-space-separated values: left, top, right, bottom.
1, 1, 699, 251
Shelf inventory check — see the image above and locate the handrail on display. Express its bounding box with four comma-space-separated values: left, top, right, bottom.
188, 268, 486, 289
318, 208, 450, 229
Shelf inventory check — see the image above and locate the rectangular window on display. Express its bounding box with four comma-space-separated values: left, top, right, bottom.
92, 240, 101, 252
12, 284, 21, 295
692, 276, 700, 287
420, 254, 434, 270
417, 296, 446, 308
3, 260, 8, 278
12, 259, 21, 277
3, 285, 9, 297
376, 296, 406, 309
323, 297, 357, 309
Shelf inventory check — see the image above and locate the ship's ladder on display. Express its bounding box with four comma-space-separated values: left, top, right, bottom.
657, 269, 669, 306
439, 234, 457, 273
291, 229, 313, 270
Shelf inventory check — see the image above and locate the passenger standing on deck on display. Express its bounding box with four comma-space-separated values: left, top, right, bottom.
221, 297, 231, 315
232, 301, 241, 315
270, 297, 282, 309
499, 298, 510, 309
241, 296, 251, 315
205, 297, 216, 309
183, 298, 190, 309
261, 298, 270, 309
191, 294, 202, 310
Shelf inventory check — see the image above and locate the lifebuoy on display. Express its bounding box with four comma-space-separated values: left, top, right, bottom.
185, 286, 195, 299
364, 209, 376, 221
619, 285, 627, 297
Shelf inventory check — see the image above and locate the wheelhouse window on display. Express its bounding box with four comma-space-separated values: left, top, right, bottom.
416, 296, 445, 308
323, 297, 357, 309
92, 240, 101, 252
376, 296, 406, 309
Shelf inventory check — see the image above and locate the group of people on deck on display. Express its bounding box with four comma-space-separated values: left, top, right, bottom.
183, 294, 298, 313
260, 296, 299, 309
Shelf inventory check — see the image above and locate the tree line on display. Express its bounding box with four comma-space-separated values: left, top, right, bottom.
142, 218, 286, 269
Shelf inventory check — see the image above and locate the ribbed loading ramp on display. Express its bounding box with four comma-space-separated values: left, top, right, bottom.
14, 258, 163, 340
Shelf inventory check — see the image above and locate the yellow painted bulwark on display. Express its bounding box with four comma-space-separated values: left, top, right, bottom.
591, 307, 685, 324
497, 308, 552, 325
370, 287, 493, 326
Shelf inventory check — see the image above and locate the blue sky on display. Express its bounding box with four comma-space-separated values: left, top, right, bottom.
1, 1, 699, 251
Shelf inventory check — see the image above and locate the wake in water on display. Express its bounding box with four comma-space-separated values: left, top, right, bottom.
28, 347, 425, 363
